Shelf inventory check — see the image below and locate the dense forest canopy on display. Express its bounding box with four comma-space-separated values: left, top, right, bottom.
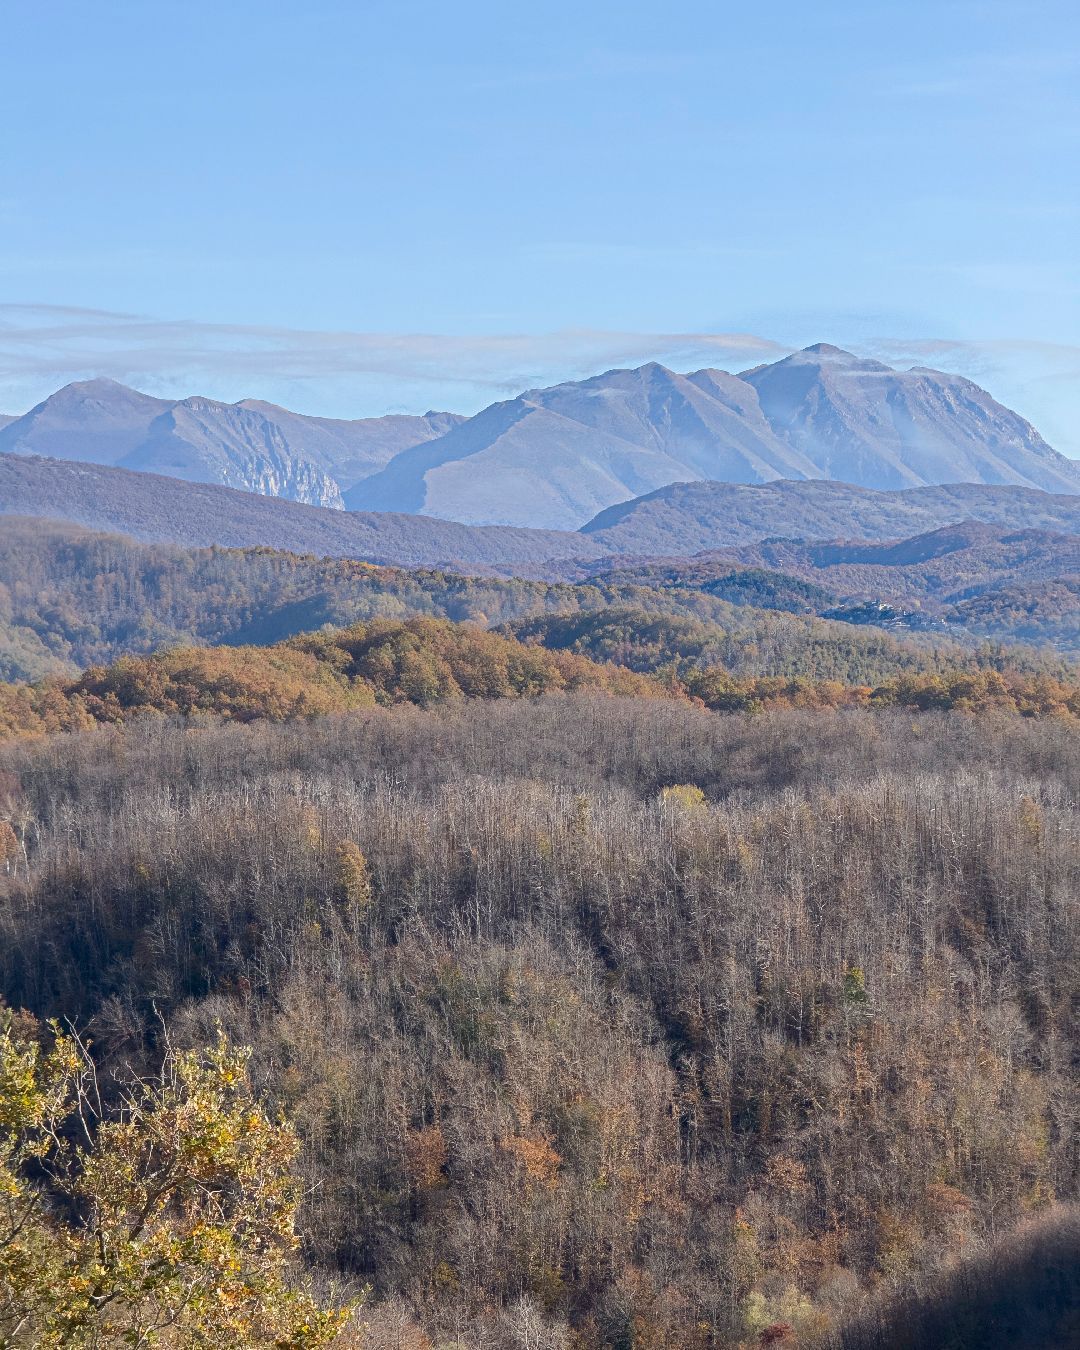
1, 614, 1080, 743
0, 698, 1076, 1346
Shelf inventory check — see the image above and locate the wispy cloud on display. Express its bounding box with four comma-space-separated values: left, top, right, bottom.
0, 304, 785, 414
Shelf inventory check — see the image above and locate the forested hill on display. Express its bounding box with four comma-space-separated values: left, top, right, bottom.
2, 695, 1077, 1346
5, 518, 1078, 689
588, 522, 1080, 652
0, 454, 599, 567
581, 478, 1080, 554
2, 615, 1080, 742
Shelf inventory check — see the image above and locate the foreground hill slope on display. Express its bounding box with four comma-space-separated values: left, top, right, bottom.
0, 698, 1076, 1345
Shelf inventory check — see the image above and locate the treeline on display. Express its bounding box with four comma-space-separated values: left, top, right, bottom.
0, 699, 1076, 1346
2, 616, 1080, 741
0, 618, 660, 738
501, 608, 1001, 685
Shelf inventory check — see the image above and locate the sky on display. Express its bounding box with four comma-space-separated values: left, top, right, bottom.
1, 0, 1079, 452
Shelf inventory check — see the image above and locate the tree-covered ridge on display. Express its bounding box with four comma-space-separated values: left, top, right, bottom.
588, 522, 1080, 652
503, 607, 1075, 686
0, 618, 663, 739
1, 614, 1080, 743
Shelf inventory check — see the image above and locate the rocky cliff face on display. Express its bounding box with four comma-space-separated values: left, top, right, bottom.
0, 380, 462, 509
123, 398, 346, 509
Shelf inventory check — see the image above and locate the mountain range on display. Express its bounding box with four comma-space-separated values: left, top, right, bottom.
0, 379, 464, 508
3, 344, 1078, 526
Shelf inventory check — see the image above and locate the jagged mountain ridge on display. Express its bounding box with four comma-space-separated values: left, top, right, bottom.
0, 378, 464, 508
349, 345, 1080, 527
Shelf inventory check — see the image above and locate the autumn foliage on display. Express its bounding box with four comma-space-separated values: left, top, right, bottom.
0, 1015, 352, 1347
0, 615, 1079, 745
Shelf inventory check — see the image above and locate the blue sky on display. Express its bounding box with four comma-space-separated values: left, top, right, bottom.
2, 0, 1078, 452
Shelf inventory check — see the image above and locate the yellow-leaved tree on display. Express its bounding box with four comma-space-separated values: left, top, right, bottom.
0, 1011, 355, 1348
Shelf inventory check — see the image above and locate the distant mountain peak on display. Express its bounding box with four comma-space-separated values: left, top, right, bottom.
349, 347, 1078, 528
800, 342, 856, 358
55, 376, 139, 392
4, 346, 1078, 532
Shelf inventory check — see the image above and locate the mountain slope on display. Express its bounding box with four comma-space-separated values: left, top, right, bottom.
348, 346, 1080, 528
0, 380, 463, 508
0, 452, 601, 567
0, 378, 172, 464
6, 348, 1077, 526
740, 343, 1080, 493
7, 451, 1080, 577
347, 362, 824, 527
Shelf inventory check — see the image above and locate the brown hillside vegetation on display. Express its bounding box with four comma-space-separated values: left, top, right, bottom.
0, 699, 1076, 1346
9, 515, 1057, 688
0, 618, 662, 738
2, 614, 1080, 742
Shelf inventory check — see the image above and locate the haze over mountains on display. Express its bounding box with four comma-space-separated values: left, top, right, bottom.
2, 344, 1077, 526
